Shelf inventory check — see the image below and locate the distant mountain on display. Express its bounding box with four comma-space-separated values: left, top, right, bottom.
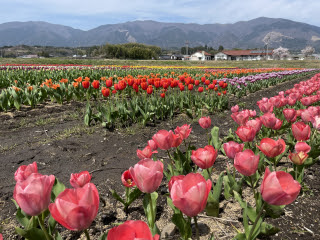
1, 17, 320, 50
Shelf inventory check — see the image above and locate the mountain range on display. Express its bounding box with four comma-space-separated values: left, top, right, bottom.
1, 17, 320, 50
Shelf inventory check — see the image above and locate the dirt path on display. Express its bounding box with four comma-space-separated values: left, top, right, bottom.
0, 74, 319, 239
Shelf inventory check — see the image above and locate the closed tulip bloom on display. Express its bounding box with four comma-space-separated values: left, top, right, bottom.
121, 170, 135, 188
257, 100, 273, 113
234, 150, 260, 176
292, 122, 311, 141
231, 105, 239, 113
261, 168, 301, 206
295, 142, 311, 153
246, 118, 262, 134
147, 139, 158, 151
14, 162, 38, 182
231, 110, 250, 126
235, 126, 256, 142
257, 138, 286, 158
174, 124, 192, 140
137, 146, 158, 159
170, 173, 212, 217
168, 175, 185, 193
129, 158, 163, 193
311, 115, 320, 130
283, 109, 297, 123
70, 171, 92, 188
14, 173, 55, 216
300, 109, 313, 123
260, 112, 277, 128
191, 145, 218, 169
107, 220, 160, 240
152, 130, 174, 150
289, 151, 308, 165
49, 183, 99, 231
272, 118, 283, 130
172, 133, 183, 148
198, 116, 211, 129
223, 141, 244, 159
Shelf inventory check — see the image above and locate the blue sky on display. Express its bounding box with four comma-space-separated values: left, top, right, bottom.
1, 0, 320, 30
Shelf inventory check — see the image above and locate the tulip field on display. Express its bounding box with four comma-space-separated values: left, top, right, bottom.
0, 63, 320, 240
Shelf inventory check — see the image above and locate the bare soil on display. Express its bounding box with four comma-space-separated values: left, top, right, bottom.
0, 74, 319, 240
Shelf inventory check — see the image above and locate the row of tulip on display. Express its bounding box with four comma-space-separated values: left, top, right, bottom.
8, 72, 320, 239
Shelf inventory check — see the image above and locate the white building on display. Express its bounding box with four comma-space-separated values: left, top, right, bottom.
214, 49, 273, 61
189, 51, 212, 61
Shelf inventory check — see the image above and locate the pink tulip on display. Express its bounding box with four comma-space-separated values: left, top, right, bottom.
260, 112, 277, 128
121, 170, 136, 188
295, 142, 311, 153
49, 183, 99, 231
257, 138, 286, 158
129, 158, 163, 193
70, 171, 92, 188
231, 110, 250, 126
300, 109, 313, 123
14, 173, 55, 216
168, 175, 185, 192
231, 105, 239, 113
307, 106, 319, 117
283, 109, 297, 123
261, 168, 301, 205
311, 115, 320, 130
223, 141, 244, 159
152, 130, 174, 150
292, 122, 311, 141
198, 116, 211, 129
137, 146, 158, 159
246, 118, 262, 134
170, 173, 212, 217
234, 149, 260, 176
0, 233, 2, 240
191, 145, 218, 169
174, 124, 192, 140
147, 139, 158, 151
257, 100, 273, 113
235, 126, 256, 142
14, 162, 38, 182
249, 110, 256, 117
287, 97, 297, 106
272, 118, 283, 130
107, 220, 160, 240
289, 151, 308, 165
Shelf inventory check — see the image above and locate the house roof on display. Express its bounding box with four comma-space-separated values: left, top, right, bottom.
193, 51, 211, 56
222, 50, 273, 56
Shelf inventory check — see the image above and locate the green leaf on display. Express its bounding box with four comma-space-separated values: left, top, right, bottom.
127, 187, 142, 206
51, 178, 66, 202
98, 232, 108, 240
233, 233, 247, 240
110, 189, 125, 205
233, 191, 257, 223
210, 126, 221, 150
264, 203, 285, 219
205, 172, 224, 217
171, 213, 192, 239
260, 222, 280, 236
16, 227, 46, 240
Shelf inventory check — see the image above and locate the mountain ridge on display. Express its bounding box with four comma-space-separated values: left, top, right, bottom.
0, 17, 320, 50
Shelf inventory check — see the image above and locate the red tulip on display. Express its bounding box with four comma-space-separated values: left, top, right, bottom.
223, 141, 244, 159
70, 171, 92, 188
191, 145, 218, 169
129, 158, 163, 193
172, 133, 183, 148
121, 170, 136, 188
198, 116, 211, 129
107, 220, 160, 240
92, 80, 100, 89
234, 150, 260, 176
295, 142, 311, 153
137, 145, 158, 159
106, 79, 113, 87
14, 161, 38, 182
292, 122, 311, 141
272, 118, 283, 130
283, 109, 297, 123
170, 173, 212, 217
14, 173, 55, 216
289, 151, 308, 165
101, 87, 110, 97
152, 130, 174, 150
257, 138, 286, 158
174, 124, 192, 140
235, 126, 256, 142
49, 183, 99, 231
82, 80, 90, 89
261, 168, 301, 205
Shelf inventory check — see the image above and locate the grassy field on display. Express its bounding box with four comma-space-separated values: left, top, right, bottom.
0, 57, 320, 68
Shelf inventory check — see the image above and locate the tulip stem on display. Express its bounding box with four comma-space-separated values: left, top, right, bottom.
84, 229, 91, 240
249, 202, 265, 240
249, 176, 256, 199
193, 216, 200, 240
149, 193, 155, 229
167, 150, 174, 165
38, 212, 52, 240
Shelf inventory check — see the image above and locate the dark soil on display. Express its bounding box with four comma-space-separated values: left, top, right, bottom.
0, 74, 319, 240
